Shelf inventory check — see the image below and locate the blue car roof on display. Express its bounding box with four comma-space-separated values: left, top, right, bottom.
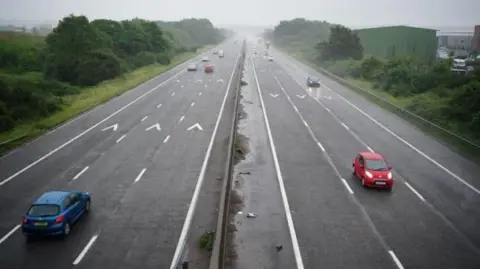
34, 191, 70, 205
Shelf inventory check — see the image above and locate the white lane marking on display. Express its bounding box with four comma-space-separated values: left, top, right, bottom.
341, 178, 354, 194
325, 85, 480, 194
302, 120, 309, 127
191, 102, 195, 107
269, 93, 279, 98
141, 116, 148, 122
251, 54, 304, 269
205, 84, 208, 88
317, 142, 326, 152
163, 135, 170, 143
134, 168, 147, 183
199, 92, 202, 96
157, 104, 162, 108
388, 250, 405, 269
325, 107, 331, 112
171, 92, 175, 96
0, 69, 187, 187
101, 124, 118, 132
181, 85, 184, 88
116, 134, 126, 143
341, 122, 349, 130
404, 182, 426, 202
296, 94, 305, 99
0, 225, 20, 245
145, 123, 161, 131
170, 55, 241, 269
179, 116, 185, 123
73, 234, 98, 265
367, 146, 375, 153
73, 166, 89, 181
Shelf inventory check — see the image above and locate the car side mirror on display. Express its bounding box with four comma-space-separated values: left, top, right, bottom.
388, 164, 392, 170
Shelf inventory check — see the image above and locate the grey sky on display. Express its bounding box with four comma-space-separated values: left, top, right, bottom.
1, 0, 478, 28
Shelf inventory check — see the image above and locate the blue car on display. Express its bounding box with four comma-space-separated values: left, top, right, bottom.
22, 191, 91, 238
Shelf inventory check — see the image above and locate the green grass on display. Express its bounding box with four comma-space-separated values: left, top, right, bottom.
280, 48, 480, 162
0, 46, 213, 155
199, 231, 215, 251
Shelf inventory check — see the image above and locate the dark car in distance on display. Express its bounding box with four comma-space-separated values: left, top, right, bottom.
306, 76, 321, 87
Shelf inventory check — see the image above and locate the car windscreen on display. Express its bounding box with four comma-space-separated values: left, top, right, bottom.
27, 204, 60, 217
311, 77, 319, 82
365, 159, 388, 171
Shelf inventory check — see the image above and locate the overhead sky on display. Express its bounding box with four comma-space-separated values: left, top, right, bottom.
1, 0, 478, 28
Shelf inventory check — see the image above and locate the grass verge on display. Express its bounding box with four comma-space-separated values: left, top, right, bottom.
0, 46, 213, 156
280, 49, 480, 162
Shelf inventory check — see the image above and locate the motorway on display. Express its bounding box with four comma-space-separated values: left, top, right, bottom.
224, 39, 480, 269
0, 39, 242, 269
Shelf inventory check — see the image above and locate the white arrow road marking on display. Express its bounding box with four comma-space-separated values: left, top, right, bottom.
195, 79, 203, 83
296, 94, 305, 99
102, 124, 118, 132
145, 123, 161, 131
217, 79, 224, 82
269, 93, 279, 98
187, 123, 203, 131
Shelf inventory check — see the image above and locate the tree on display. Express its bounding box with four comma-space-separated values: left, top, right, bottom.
317, 25, 363, 61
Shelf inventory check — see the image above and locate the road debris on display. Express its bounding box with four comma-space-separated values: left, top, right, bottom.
246, 213, 257, 218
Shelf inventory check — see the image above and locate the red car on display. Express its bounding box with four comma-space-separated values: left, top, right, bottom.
352, 152, 394, 190
204, 64, 214, 73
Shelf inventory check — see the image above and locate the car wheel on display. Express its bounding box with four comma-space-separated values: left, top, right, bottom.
85, 200, 91, 213
63, 222, 71, 236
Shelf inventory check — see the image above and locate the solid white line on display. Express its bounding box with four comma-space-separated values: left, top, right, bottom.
73, 166, 89, 181
141, 116, 148, 122
367, 146, 375, 153
404, 182, 426, 202
251, 54, 304, 269
116, 134, 126, 143
326, 86, 480, 195
388, 250, 405, 269
157, 104, 162, 108
73, 234, 98, 265
169, 54, 241, 269
0, 69, 187, 187
191, 102, 195, 107
0, 225, 20, 245
302, 120, 309, 127
134, 168, 147, 183
179, 116, 185, 123
325, 107, 331, 112
317, 142, 326, 152
171, 92, 175, 96
163, 135, 170, 143
341, 122, 349, 130
341, 178, 354, 194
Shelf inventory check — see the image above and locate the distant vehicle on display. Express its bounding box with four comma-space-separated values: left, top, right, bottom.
204, 64, 214, 73
353, 152, 394, 191
218, 50, 224, 57
201, 56, 209, 62
22, 191, 91, 238
267, 56, 274, 61
187, 63, 197, 71
306, 76, 320, 87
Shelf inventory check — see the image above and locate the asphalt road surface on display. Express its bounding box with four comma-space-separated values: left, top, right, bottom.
0, 39, 242, 269
242, 41, 480, 269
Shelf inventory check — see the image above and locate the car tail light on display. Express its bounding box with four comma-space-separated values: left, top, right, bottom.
22, 216, 28, 223
55, 215, 64, 224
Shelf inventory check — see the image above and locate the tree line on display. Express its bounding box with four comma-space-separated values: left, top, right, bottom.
0, 15, 225, 133
265, 18, 480, 144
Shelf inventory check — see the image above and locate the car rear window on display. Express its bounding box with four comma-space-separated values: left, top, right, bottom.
27, 204, 60, 217
365, 159, 388, 171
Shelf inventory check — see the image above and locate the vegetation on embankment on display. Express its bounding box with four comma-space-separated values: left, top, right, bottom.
0, 15, 226, 154
263, 18, 480, 158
